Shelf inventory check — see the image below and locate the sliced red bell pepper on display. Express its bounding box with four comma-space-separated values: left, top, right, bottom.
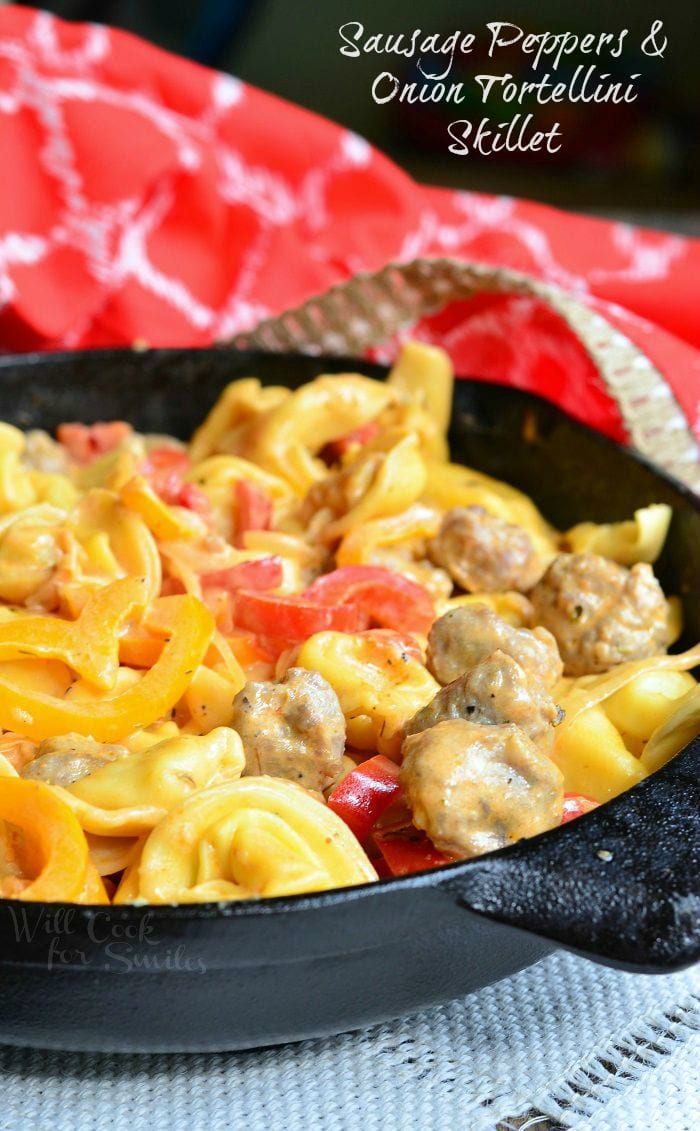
561, 794, 600, 824
327, 755, 402, 844
58, 421, 133, 464
323, 420, 381, 462
371, 826, 456, 876
303, 566, 435, 635
231, 589, 369, 640
141, 448, 211, 518
234, 480, 273, 547
203, 555, 283, 592
176, 481, 211, 515
141, 447, 192, 500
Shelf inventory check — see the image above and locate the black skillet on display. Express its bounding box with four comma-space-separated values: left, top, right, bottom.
0, 347, 698, 1053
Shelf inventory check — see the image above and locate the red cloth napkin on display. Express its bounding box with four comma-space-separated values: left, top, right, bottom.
1, 5, 699, 446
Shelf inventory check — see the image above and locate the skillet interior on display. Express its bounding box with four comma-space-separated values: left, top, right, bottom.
0, 346, 698, 1053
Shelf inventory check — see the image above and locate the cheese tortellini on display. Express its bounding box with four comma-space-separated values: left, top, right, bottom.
116, 776, 378, 903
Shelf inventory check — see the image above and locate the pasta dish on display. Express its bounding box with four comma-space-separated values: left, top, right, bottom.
0, 342, 697, 904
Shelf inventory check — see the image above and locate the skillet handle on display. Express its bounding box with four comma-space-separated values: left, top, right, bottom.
438, 737, 700, 972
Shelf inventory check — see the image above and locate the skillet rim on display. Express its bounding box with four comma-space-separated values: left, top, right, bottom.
0, 344, 697, 923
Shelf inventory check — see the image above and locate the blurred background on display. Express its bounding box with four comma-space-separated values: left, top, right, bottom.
17, 0, 700, 233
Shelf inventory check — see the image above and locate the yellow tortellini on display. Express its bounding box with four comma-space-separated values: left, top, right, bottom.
323, 433, 428, 541
240, 374, 396, 493
56, 727, 244, 836
115, 776, 377, 903
296, 630, 439, 758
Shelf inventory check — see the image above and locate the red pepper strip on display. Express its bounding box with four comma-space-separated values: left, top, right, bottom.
235, 480, 273, 547
141, 449, 211, 517
57, 421, 132, 464
231, 589, 369, 641
303, 566, 435, 636
141, 448, 192, 500
177, 482, 211, 516
561, 794, 600, 824
327, 755, 402, 844
324, 420, 381, 462
372, 826, 456, 876
203, 556, 283, 592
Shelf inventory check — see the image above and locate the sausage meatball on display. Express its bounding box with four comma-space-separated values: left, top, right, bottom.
400, 718, 564, 857
405, 650, 562, 748
530, 552, 672, 676
22, 734, 129, 788
427, 603, 563, 689
231, 667, 345, 792
429, 506, 543, 593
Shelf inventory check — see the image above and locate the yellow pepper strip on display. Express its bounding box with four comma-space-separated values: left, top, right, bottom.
0, 778, 89, 902
119, 475, 202, 541
0, 594, 214, 742
0, 577, 148, 691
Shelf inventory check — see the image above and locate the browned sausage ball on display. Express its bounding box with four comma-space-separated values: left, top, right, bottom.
231, 667, 346, 792
429, 506, 543, 593
405, 650, 562, 749
400, 718, 564, 857
22, 735, 129, 788
530, 552, 671, 675
427, 603, 563, 688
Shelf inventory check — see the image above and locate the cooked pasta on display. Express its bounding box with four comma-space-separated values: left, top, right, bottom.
0, 342, 697, 903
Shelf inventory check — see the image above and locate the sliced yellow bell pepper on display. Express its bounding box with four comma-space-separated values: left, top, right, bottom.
0, 778, 90, 902
0, 594, 214, 742
120, 475, 201, 541
0, 577, 148, 691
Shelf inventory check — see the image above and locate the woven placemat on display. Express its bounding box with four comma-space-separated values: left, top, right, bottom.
1, 950, 698, 1131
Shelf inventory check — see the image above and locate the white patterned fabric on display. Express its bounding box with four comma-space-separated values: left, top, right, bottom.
1, 951, 698, 1130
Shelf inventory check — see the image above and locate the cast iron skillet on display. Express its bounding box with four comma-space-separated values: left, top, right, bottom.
0, 347, 698, 1054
